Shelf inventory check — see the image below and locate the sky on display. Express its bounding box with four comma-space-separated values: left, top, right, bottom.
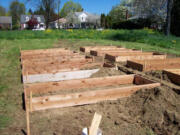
0, 0, 120, 15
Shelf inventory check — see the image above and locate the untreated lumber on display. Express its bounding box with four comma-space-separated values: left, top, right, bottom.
25, 75, 135, 96
163, 69, 180, 85
105, 52, 166, 62
90, 49, 141, 56
80, 46, 119, 53
127, 58, 180, 71
23, 69, 100, 84
22, 62, 101, 75
22, 58, 93, 69
21, 48, 70, 56
25, 75, 160, 111
30, 81, 160, 111
89, 113, 102, 135
21, 51, 80, 60
21, 55, 86, 64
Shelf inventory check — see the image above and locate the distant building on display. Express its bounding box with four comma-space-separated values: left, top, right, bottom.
49, 18, 67, 29
0, 16, 12, 30
66, 11, 100, 29
20, 15, 45, 30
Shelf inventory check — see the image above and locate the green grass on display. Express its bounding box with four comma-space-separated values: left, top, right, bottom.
0, 29, 180, 54
0, 29, 180, 133
0, 39, 56, 130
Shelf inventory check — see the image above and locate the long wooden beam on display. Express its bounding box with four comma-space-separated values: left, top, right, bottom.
106, 52, 166, 62
21, 56, 87, 65
127, 58, 180, 71
163, 69, 180, 85
30, 82, 160, 111
25, 75, 135, 96
90, 49, 141, 56
22, 58, 93, 68
21, 48, 70, 56
80, 46, 119, 53
22, 62, 101, 75
21, 52, 80, 60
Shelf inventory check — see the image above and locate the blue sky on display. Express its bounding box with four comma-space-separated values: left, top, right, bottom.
0, 0, 120, 15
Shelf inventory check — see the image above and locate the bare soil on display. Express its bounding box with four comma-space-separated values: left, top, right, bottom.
2, 40, 180, 135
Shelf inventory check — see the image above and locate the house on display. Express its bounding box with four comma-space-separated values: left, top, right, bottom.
49, 18, 67, 29
20, 15, 45, 30
0, 16, 12, 30
66, 11, 100, 29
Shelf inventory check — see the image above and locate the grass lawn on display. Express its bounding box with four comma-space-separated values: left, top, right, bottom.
0, 29, 180, 133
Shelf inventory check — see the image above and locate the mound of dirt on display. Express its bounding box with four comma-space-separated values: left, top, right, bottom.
124, 87, 180, 135
146, 71, 171, 82
90, 67, 126, 78
28, 86, 180, 135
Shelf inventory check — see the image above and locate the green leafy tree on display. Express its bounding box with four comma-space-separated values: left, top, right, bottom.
27, 0, 60, 28
9, 0, 25, 29
105, 15, 112, 28
0, 5, 6, 16
109, 5, 127, 24
100, 14, 106, 28
28, 8, 33, 15
60, 0, 83, 17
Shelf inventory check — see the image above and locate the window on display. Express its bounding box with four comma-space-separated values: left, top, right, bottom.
37, 17, 41, 22
26, 16, 29, 22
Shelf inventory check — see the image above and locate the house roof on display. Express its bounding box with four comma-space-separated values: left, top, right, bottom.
0, 16, 12, 24
51, 18, 67, 23
20, 15, 45, 23
73, 11, 100, 19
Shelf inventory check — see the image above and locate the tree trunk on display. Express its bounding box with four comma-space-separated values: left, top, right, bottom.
165, 0, 174, 36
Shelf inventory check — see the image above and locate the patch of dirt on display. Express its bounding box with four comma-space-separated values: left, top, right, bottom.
90, 67, 126, 78
20, 86, 180, 135
145, 71, 172, 83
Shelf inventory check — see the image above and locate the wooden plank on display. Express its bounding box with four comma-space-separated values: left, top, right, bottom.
30, 82, 160, 111
80, 46, 119, 53
23, 69, 100, 84
21, 55, 86, 64
21, 48, 70, 56
24, 87, 31, 135
90, 49, 141, 56
22, 58, 93, 69
22, 62, 101, 75
21, 52, 80, 60
25, 75, 135, 96
127, 58, 180, 71
163, 69, 180, 85
89, 113, 102, 135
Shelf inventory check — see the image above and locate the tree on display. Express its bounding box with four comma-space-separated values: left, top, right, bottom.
100, 14, 106, 28
165, 0, 174, 36
28, 8, 33, 15
38, 0, 57, 28
105, 15, 112, 28
60, 0, 83, 17
171, 0, 180, 36
27, 16, 38, 29
9, 0, 25, 29
109, 5, 127, 24
57, 0, 61, 29
0, 5, 6, 16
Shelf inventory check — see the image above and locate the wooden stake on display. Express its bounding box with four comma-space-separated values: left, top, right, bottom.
24, 89, 31, 135
92, 56, 95, 62
89, 112, 102, 135
30, 91, 32, 112
102, 55, 105, 67
115, 63, 118, 70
